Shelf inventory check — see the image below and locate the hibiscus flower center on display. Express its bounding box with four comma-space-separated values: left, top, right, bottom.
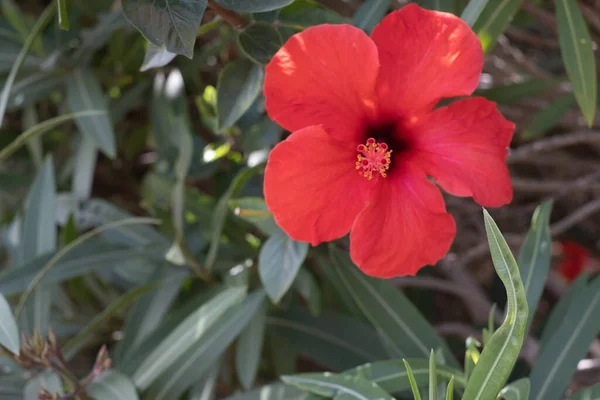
355, 138, 392, 180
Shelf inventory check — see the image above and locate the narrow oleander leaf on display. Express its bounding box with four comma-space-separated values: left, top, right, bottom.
57, 0, 69, 30
461, 0, 491, 26
462, 210, 528, 400
445, 377, 455, 400
259, 227, 308, 303
230, 197, 277, 236
472, 0, 524, 52
518, 200, 553, 330
418, 0, 454, 12
86, 371, 139, 400
343, 359, 466, 394
292, 268, 321, 316
236, 300, 267, 389
499, 378, 531, 400
122, 0, 207, 58
352, 0, 389, 33
429, 350, 437, 400
282, 373, 394, 400
531, 276, 600, 400
0, 293, 19, 355
403, 360, 422, 400
555, 0, 597, 126
523, 94, 575, 139
477, 79, 558, 104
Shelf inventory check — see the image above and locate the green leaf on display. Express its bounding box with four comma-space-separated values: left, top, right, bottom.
538, 272, 589, 349
530, 275, 600, 400
259, 227, 309, 303
461, 210, 528, 400
189, 361, 220, 400
86, 371, 139, 400
3, 72, 65, 111
282, 373, 394, 400
569, 383, 600, 400
461, 0, 491, 26
23, 371, 62, 400
472, 0, 524, 52
352, 0, 389, 33
217, 60, 264, 131
67, 68, 116, 158
0, 2, 55, 127
19, 157, 57, 336
0, 293, 19, 355
429, 350, 437, 400
57, 0, 69, 30
278, 0, 345, 28
206, 166, 262, 270
555, 0, 597, 126
330, 246, 458, 366
122, 0, 207, 58
140, 43, 177, 72
133, 287, 247, 389
523, 94, 575, 139
146, 291, 266, 400
237, 22, 282, 65
418, 0, 454, 12
1, 0, 30, 40
236, 300, 267, 389
230, 197, 277, 235
215, 0, 293, 12
62, 284, 158, 360
343, 359, 465, 394
499, 378, 531, 400
518, 200, 553, 330
72, 136, 98, 201
403, 360, 422, 400
476, 79, 558, 105
221, 383, 305, 400
268, 308, 387, 371
446, 377, 455, 400
292, 268, 321, 316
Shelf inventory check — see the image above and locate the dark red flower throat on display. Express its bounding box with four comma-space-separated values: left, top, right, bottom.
355, 122, 410, 180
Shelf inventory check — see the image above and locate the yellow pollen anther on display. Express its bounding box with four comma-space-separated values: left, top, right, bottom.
355, 138, 392, 180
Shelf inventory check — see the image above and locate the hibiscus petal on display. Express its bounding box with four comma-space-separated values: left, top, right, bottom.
371, 4, 483, 119
264, 24, 379, 145
264, 126, 371, 246
408, 97, 514, 207
349, 163, 456, 278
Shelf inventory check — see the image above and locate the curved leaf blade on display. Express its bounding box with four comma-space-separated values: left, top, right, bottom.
0, 293, 19, 355
86, 371, 139, 400
555, 0, 597, 126
462, 210, 528, 400
282, 373, 393, 400
214, 0, 294, 12
236, 300, 267, 389
499, 378, 531, 400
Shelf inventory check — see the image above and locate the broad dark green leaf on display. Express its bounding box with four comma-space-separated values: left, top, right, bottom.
343, 359, 465, 394
67, 68, 116, 158
278, 0, 345, 28
292, 268, 321, 316
419, 0, 454, 12
472, 0, 524, 52
259, 227, 309, 303
0, 293, 19, 355
477, 79, 558, 105
19, 157, 56, 336
133, 287, 247, 389
238, 22, 282, 65
523, 94, 575, 139
146, 291, 266, 400
352, 0, 389, 33
215, 0, 293, 12
217, 60, 264, 131
267, 308, 388, 371
230, 197, 277, 235
499, 378, 530, 400
122, 0, 207, 58
282, 373, 393, 400
555, 0, 597, 126
531, 275, 600, 400
462, 210, 528, 400
86, 371, 139, 400
236, 300, 267, 389
330, 246, 458, 366
518, 200, 553, 329
140, 43, 177, 72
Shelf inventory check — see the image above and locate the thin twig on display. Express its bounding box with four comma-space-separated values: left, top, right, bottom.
509, 131, 600, 162
207, 0, 248, 29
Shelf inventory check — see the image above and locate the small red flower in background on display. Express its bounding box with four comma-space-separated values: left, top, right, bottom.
558, 241, 590, 283
263, 4, 514, 277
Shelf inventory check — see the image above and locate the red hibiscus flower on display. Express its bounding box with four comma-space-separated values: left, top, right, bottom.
263, 4, 514, 277
558, 241, 589, 283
